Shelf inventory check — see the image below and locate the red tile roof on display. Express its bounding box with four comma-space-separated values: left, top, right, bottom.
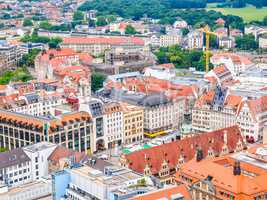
122, 126, 245, 175
63, 37, 144, 46
48, 146, 87, 163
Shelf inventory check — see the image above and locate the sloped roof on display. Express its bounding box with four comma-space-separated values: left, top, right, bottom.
48, 146, 87, 163
0, 148, 30, 169
123, 126, 244, 175
129, 185, 192, 200
63, 37, 144, 46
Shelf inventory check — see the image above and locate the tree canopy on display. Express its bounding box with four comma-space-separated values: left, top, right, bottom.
155, 45, 213, 71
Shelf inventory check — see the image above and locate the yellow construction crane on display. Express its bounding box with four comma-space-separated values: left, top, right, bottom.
201, 25, 218, 73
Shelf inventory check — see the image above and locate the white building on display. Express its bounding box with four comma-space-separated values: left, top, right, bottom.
160, 33, 182, 47
23, 142, 57, 181
210, 53, 254, 76
0, 179, 52, 200
10, 96, 65, 116
0, 148, 32, 188
64, 165, 151, 200
103, 102, 124, 148
259, 34, 267, 49
143, 64, 176, 80
218, 36, 235, 49
187, 30, 203, 49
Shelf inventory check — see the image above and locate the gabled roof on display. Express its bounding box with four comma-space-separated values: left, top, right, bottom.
48, 146, 87, 163
123, 126, 244, 175
0, 148, 30, 169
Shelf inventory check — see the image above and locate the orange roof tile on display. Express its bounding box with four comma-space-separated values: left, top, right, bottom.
123, 126, 244, 175
129, 185, 192, 200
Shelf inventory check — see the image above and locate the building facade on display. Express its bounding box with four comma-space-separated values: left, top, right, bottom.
0, 110, 94, 153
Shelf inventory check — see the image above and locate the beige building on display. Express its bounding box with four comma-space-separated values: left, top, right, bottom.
187, 30, 203, 49
160, 34, 182, 47
120, 102, 144, 145
259, 34, 267, 49
192, 90, 239, 132
61, 37, 145, 56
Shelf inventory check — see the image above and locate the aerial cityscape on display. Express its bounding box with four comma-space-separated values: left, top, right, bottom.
0, 0, 267, 199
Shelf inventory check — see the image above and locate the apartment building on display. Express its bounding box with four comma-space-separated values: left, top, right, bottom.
0, 148, 31, 188
205, 64, 234, 86
192, 88, 238, 132
0, 41, 23, 73
120, 102, 144, 145
187, 30, 203, 49
236, 96, 267, 142
0, 110, 94, 153
210, 53, 254, 76
61, 37, 145, 56
160, 33, 182, 47
120, 126, 245, 184
107, 90, 184, 138
10, 96, 65, 116
259, 34, 267, 49
193, 85, 267, 142
80, 99, 105, 152
103, 102, 124, 148
175, 145, 267, 200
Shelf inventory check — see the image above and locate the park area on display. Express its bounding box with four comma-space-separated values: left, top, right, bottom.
207, 4, 267, 22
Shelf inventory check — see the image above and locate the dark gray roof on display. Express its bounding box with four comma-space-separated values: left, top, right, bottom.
25, 93, 40, 104
0, 148, 30, 169
138, 93, 169, 107
109, 89, 170, 107
89, 100, 104, 117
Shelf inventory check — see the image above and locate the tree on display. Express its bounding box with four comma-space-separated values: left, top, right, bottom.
235, 34, 258, 50
96, 16, 107, 26
125, 25, 136, 34
263, 15, 267, 26
73, 11, 84, 24
154, 45, 208, 71
20, 49, 41, 68
23, 18, 33, 27
181, 28, 189, 36
48, 37, 63, 49
0, 147, 7, 152
91, 72, 106, 92
39, 21, 52, 30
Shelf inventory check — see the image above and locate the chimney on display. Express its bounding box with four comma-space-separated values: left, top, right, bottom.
233, 160, 241, 176
223, 130, 228, 145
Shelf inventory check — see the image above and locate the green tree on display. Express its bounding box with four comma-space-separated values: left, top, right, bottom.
125, 25, 136, 34
73, 11, 84, 24
19, 49, 41, 68
39, 21, 52, 30
96, 16, 108, 26
23, 18, 33, 27
263, 15, 267, 26
91, 72, 106, 92
0, 147, 8, 152
236, 34, 258, 50
48, 37, 63, 49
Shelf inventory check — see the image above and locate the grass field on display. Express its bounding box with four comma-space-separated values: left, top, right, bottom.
207, 4, 267, 22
